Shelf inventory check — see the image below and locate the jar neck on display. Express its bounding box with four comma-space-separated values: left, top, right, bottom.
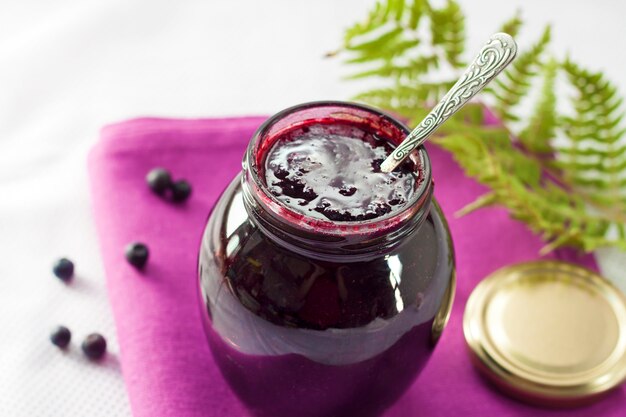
241, 101, 433, 262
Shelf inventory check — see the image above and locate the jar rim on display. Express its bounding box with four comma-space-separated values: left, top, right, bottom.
244, 100, 433, 239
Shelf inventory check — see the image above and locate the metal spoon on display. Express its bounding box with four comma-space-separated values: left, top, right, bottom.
380, 32, 518, 173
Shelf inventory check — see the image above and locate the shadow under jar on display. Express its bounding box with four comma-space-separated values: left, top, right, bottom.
198, 101, 455, 417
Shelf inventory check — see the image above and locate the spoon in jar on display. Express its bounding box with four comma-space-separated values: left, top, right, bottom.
380, 32, 518, 173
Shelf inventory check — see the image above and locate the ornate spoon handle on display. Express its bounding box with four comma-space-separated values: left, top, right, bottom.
380, 32, 518, 173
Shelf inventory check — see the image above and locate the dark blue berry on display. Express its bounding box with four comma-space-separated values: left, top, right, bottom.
146, 168, 172, 195
81, 333, 107, 360
50, 326, 71, 348
171, 179, 192, 202
53, 258, 74, 282
125, 242, 149, 269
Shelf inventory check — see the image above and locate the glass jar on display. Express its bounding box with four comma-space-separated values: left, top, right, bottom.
198, 101, 455, 417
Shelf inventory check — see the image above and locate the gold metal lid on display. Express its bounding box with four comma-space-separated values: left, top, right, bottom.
463, 260, 626, 407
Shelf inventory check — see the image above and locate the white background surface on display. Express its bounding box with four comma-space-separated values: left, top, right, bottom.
1, 1, 625, 415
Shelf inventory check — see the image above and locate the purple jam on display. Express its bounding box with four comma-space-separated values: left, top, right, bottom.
264, 123, 417, 222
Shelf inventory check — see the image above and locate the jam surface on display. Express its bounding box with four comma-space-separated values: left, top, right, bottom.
265, 123, 417, 222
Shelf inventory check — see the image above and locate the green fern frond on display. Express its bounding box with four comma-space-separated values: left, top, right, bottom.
346, 54, 438, 80
435, 132, 626, 252
346, 26, 404, 53
560, 60, 626, 212
519, 58, 558, 153
569, 175, 626, 189
488, 25, 551, 122
555, 158, 626, 174
354, 81, 453, 115
341, 0, 466, 85
344, 0, 411, 46
408, 0, 427, 29
428, 0, 465, 68
344, 2, 387, 45
555, 143, 626, 159
338, 0, 626, 253
498, 10, 523, 38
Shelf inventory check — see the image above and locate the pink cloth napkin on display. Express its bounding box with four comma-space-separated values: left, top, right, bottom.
88, 116, 626, 417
